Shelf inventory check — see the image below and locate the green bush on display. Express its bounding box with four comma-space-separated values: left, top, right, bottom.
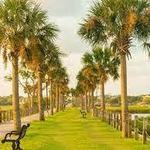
131, 117, 150, 135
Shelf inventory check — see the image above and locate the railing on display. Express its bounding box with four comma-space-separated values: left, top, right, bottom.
93, 107, 150, 144
0, 110, 13, 123
0, 108, 38, 123
133, 116, 150, 144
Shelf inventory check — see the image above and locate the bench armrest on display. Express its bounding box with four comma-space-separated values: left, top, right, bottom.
4, 131, 19, 140
10, 131, 19, 135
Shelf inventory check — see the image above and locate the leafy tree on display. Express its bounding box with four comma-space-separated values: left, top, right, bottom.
5, 68, 37, 114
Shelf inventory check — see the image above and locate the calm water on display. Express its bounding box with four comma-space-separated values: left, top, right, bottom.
131, 113, 150, 120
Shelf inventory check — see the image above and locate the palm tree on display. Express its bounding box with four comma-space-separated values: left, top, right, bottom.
82, 47, 119, 120
78, 0, 150, 137
81, 65, 97, 112
59, 72, 69, 111
28, 42, 59, 121
44, 45, 62, 115
52, 66, 68, 112
24, 6, 59, 120
0, 0, 58, 129
81, 58, 97, 110
74, 83, 85, 109
0, 0, 34, 131
76, 70, 91, 111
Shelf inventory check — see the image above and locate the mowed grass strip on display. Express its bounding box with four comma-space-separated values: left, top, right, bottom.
1, 108, 150, 150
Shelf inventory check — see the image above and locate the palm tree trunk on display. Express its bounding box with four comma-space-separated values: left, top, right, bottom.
27, 94, 31, 115
62, 94, 65, 111
91, 88, 94, 109
58, 87, 61, 111
89, 91, 92, 109
81, 95, 84, 110
31, 90, 36, 114
38, 69, 45, 121
91, 88, 95, 117
30, 96, 34, 114
120, 54, 128, 138
56, 84, 59, 112
50, 80, 54, 115
53, 86, 56, 108
100, 82, 105, 121
87, 91, 90, 112
12, 55, 21, 131
45, 82, 49, 110
54, 89, 56, 108
85, 91, 88, 111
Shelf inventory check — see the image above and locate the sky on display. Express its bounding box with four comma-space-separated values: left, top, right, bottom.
0, 0, 149, 96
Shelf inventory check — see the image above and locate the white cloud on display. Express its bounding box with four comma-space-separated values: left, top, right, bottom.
62, 53, 83, 88
0, 0, 149, 96
40, 0, 88, 17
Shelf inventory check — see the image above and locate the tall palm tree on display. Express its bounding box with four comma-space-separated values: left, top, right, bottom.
0, 0, 58, 129
59, 72, 69, 111
52, 66, 68, 112
81, 55, 98, 108
76, 70, 92, 111
0, 0, 34, 131
81, 65, 97, 111
78, 0, 150, 137
75, 83, 85, 109
28, 41, 59, 121
44, 45, 62, 115
21, 4, 58, 121
82, 47, 119, 119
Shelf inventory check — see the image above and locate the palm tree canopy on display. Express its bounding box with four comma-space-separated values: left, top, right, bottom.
0, 0, 59, 67
78, 0, 150, 56
26, 21, 59, 71
0, 0, 31, 64
82, 47, 120, 83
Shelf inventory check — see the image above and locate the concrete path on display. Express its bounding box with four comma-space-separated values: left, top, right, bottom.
0, 110, 51, 137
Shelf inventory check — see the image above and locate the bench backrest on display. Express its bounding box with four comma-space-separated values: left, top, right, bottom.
80, 110, 87, 115
18, 124, 30, 140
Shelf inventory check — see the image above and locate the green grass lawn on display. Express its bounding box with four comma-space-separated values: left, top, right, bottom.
1, 108, 150, 150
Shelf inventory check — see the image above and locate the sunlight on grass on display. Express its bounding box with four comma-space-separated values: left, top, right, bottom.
1, 108, 150, 150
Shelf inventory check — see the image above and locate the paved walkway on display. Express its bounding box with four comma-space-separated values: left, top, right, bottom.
0, 110, 51, 137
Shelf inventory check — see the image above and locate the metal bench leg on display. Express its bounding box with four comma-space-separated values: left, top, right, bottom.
16, 141, 22, 150
12, 142, 16, 150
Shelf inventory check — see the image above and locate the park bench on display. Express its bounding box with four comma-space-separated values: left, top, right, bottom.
1, 124, 30, 150
80, 110, 87, 118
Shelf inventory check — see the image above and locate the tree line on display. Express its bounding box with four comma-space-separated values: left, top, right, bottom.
74, 0, 150, 138
0, 0, 69, 131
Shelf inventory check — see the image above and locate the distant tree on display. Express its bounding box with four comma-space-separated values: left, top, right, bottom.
82, 47, 120, 119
